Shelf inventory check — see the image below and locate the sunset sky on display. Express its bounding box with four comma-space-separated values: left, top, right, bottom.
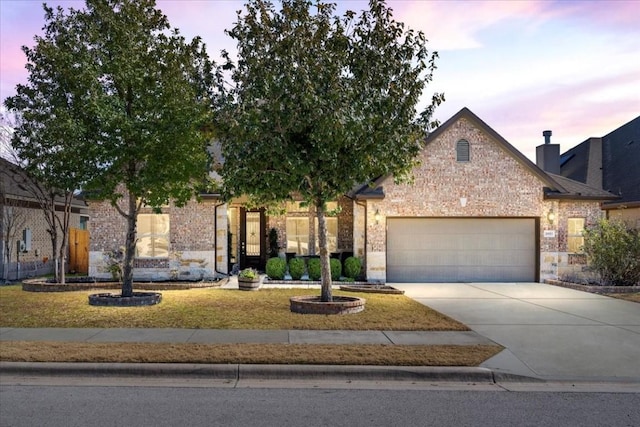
1, 0, 638, 160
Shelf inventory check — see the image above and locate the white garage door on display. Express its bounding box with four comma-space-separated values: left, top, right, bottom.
387, 218, 536, 282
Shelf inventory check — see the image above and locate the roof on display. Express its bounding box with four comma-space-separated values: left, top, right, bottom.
560, 115, 640, 205
0, 158, 87, 209
353, 107, 617, 202
545, 174, 619, 201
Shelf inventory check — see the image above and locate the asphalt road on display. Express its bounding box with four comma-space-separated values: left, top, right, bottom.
1, 378, 639, 427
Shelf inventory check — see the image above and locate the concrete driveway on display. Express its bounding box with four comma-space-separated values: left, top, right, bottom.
394, 282, 640, 382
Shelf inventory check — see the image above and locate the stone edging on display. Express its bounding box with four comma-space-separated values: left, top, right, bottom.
545, 279, 639, 294
289, 295, 366, 315
339, 284, 404, 294
264, 279, 369, 285
21, 277, 226, 292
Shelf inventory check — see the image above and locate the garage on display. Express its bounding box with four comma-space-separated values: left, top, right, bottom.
386, 218, 537, 282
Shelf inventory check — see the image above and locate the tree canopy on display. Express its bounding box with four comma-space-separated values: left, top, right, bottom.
4, 0, 218, 295
218, 0, 443, 300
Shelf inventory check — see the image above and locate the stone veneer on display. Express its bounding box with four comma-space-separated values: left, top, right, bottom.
88, 196, 220, 281
363, 117, 604, 283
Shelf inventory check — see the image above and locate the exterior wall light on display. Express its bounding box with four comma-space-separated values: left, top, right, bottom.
547, 209, 555, 224
374, 209, 381, 224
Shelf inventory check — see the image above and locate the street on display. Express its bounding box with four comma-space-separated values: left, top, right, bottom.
1, 377, 638, 427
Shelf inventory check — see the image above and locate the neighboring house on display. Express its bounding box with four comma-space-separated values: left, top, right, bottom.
88, 108, 616, 283
0, 158, 89, 281
559, 115, 640, 228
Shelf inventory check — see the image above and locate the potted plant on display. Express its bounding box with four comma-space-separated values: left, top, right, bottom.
238, 267, 261, 291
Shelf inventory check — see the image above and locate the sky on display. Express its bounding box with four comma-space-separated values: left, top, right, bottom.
1, 0, 639, 160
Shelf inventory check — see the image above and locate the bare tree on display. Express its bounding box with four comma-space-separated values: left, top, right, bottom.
0, 113, 73, 283
1, 181, 28, 282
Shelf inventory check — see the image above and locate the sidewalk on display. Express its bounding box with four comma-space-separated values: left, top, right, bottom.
0, 327, 511, 384
0, 327, 494, 346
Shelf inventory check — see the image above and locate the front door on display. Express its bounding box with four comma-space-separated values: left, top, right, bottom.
240, 208, 266, 271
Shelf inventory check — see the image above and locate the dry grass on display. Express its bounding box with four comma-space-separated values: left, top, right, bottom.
0, 286, 467, 331
0, 341, 501, 366
605, 293, 640, 303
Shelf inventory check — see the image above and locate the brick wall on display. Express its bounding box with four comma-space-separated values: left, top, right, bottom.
1, 203, 84, 280
88, 196, 219, 280
363, 117, 603, 282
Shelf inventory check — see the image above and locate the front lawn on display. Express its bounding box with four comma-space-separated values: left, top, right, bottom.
0, 285, 467, 330
0, 286, 506, 365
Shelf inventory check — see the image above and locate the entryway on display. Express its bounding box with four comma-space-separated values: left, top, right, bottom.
239, 208, 266, 271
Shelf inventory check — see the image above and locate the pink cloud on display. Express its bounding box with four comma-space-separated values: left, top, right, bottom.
392, 0, 549, 50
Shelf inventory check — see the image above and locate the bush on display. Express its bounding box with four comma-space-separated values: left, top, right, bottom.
343, 256, 362, 280
307, 258, 321, 281
288, 257, 305, 280
238, 268, 258, 280
306, 257, 341, 281
330, 258, 342, 280
266, 257, 286, 280
583, 219, 640, 286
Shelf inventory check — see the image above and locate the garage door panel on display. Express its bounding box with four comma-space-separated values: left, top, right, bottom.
387, 218, 536, 282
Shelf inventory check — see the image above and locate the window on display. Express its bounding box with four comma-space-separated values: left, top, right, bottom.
286, 201, 309, 213
136, 214, 170, 258
456, 140, 470, 162
567, 218, 585, 253
79, 216, 89, 230
286, 217, 310, 255
315, 217, 338, 253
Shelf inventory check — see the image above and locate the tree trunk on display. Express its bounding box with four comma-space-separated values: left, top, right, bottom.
57, 194, 72, 285
316, 203, 333, 302
121, 192, 137, 297
50, 231, 59, 283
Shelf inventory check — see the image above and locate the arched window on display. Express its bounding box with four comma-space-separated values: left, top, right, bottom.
456, 140, 470, 162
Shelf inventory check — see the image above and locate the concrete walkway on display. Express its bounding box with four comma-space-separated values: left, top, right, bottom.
0, 328, 493, 346
394, 282, 640, 382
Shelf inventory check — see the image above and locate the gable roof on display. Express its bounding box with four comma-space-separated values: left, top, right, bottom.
0, 158, 87, 209
561, 115, 640, 206
354, 107, 617, 202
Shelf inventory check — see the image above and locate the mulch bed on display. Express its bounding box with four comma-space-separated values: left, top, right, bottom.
545, 279, 639, 294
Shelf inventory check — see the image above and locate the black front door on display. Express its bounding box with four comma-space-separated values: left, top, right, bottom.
240, 208, 266, 271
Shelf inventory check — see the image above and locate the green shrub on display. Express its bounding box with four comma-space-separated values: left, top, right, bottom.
330, 258, 342, 280
238, 268, 258, 280
307, 258, 321, 281
288, 257, 305, 280
583, 219, 640, 286
306, 257, 341, 281
343, 256, 362, 280
266, 257, 286, 280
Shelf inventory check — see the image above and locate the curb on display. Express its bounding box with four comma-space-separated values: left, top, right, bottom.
0, 362, 498, 383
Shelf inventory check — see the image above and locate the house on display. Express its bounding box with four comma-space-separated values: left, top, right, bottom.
559, 115, 640, 228
0, 158, 89, 281
87, 108, 617, 283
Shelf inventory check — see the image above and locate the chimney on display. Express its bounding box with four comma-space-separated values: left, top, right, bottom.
536, 130, 560, 174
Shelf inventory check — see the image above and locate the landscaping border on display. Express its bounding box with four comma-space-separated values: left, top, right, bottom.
545, 279, 639, 294
21, 277, 226, 292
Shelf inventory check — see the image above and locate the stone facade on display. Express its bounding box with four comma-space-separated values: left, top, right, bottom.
362, 115, 604, 283
85, 110, 609, 284
88, 197, 220, 281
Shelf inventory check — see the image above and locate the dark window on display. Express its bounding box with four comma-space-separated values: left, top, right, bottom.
456, 140, 470, 162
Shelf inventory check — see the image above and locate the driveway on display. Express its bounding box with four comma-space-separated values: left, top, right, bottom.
394, 282, 640, 382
